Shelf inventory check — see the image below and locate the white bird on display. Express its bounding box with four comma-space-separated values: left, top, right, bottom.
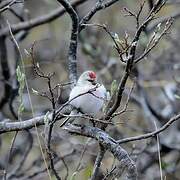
69, 71, 107, 116
60, 71, 108, 127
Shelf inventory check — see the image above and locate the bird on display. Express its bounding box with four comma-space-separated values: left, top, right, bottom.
60, 71, 107, 127
68, 70, 107, 116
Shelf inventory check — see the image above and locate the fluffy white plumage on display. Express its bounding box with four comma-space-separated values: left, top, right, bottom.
69, 71, 107, 116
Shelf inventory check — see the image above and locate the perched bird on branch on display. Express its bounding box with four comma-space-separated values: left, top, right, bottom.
69, 70, 108, 116
60, 71, 108, 127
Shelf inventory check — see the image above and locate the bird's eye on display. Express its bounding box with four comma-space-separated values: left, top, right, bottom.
87, 79, 94, 83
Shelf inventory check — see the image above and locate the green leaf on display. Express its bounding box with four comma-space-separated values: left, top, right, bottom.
175, 94, 180, 99
24, 49, 30, 57
16, 65, 26, 117
110, 80, 118, 96
161, 161, 168, 170
32, 88, 39, 96
16, 66, 21, 80
44, 111, 50, 125
113, 32, 123, 45
18, 103, 24, 114
83, 164, 93, 179
69, 172, 77, 180
139, 32, 148, 46
82, 43, 93, 54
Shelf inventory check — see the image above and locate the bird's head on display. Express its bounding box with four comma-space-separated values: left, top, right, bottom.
77, 71, 97, 86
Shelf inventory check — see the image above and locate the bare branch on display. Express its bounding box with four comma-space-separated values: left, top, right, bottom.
0, 0, 86, 38
4, 131, 18, 179
91, 145, 105, 180
7, 130, 33, 179
123, 1, 145, 28
0, 84, 103, 134
105, 0, 166, 120
147, 10, 180, 32
63, 124, 137, 180
0, 0, 22, 14
56, 0, 79, 84
135, 18, 173, 63
82, 23, 130, 62
117, 113, 180, 144
0, 105, 72, 134
22, 149, 77, 180
80, 0, 124, 31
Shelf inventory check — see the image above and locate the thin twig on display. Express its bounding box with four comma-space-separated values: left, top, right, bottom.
31, 42, 61, 179
0, 0, 22, 14
63, 124, 137, 180
6, 20, 52, 180
3, 131, 18, 180
105, 0, 166, 121
135, 18, 173, 63
91, 145, 105, 180
75, 138, 91, 171
0, 0, 87, 37
21, 149, 77, 180
79, 0, 123, 31
82, 23, 129, 62
117, 113, 180, 144
7, 130, 33, 180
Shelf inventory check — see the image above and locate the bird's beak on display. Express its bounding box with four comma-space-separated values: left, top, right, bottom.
92, 79, 97, 85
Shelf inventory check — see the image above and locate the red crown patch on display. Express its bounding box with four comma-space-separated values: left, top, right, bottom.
89, 71, 96, 79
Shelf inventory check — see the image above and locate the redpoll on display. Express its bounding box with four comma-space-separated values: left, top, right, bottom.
69, 71, 108, 116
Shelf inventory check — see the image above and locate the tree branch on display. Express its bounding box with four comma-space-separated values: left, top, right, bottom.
91, 145, 105, 180
63, 124, 137, 180
57, 0, 79, 84
79, 0, 124, 31
0, 105, 72, 134
0, 0, 86, 38
0, 0, 22, 14
117, 113, 180, 144
0, 17, 12, 110
105, 0, 165, 119
147, 11, 180, 32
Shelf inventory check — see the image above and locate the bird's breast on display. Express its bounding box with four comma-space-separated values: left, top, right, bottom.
69, 85, 106, 115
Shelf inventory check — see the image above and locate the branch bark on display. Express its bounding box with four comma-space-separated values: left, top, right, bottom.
91, 145, 105, 180
0, 0, 86, 38
80, 0, 123, 31
146, 11, 180, 32
105, 0, 165, 120
0, 105, 72, 134
56, 0, 80, 84
63, 124, 137, 180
